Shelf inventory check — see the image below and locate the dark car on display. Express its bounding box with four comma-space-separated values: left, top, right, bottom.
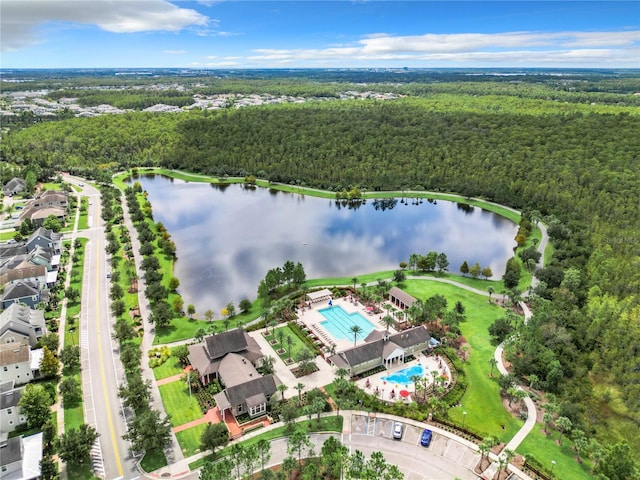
420, 428, 433, 447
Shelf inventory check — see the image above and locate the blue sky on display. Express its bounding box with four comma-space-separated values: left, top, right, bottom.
1, 1, 639, 68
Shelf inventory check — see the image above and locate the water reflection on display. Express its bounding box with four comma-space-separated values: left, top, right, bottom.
130, 176, 518, 314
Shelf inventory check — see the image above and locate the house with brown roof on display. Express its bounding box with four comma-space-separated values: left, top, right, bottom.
188, 329, 280, 421
0, 344, 34, 386
328, 325, 431, 378
389, 286, 417, 310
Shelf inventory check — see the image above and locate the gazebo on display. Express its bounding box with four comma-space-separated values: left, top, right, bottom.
306, 289, 333, 303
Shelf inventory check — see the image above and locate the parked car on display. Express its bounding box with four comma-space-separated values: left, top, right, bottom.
106, 272, 111, 279
420, 428, 433, 447
393, 422, 403, 440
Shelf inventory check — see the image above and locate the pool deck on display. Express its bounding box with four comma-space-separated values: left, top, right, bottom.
296, 296, 451, 403
298, 295, 393, 352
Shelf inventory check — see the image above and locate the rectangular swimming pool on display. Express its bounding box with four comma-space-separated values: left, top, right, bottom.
382, 364, 426, 386
319, 305, 375, 342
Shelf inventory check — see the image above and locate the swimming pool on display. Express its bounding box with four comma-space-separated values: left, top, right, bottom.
319, 305, 375, 342
382, 363, 426, 385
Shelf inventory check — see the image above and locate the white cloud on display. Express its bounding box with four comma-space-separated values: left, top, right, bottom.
246, 30, 640, 67
163, 50, 186, 55
1, 0, 209, 51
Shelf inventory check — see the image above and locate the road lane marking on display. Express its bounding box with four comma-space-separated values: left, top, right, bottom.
95, 237, 124, 477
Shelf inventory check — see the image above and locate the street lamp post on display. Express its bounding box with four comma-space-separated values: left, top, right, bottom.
550, 460, 556, 476
462, 411, 467, 429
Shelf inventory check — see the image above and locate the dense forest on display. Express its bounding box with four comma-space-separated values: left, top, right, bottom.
1, 74, 639, 455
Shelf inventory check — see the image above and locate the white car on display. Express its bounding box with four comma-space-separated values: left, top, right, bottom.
393, 422, 403, 440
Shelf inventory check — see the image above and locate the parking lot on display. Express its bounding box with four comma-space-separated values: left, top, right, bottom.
351, 414, 480, 475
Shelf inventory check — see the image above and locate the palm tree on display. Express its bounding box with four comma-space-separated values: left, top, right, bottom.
277, 383, 289, 401
350, 324, 363, 347
286, 334, 293, 361
556, 416, 572, 446
381, 314, 395, 331
223, 317, 230, 332
294, 383, 305, 405
360, 282, 367, 298
276, 328, 284, 346
351, 277, 358, 291
487, 286, 495, 302
501, 449, 515, 478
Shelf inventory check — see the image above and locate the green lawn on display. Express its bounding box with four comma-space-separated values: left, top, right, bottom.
0, 230, 15, 241
263, 325, 312, 363
152, 353, 184, 380
78, 197, 89, 230
176, 423, 208, 457
140, 448, 168, 473
517, 427, 593, 480
65, 238, 88, 347
189, 415, 344, 470
64, 402, 85, 431
402, 279, 522, 442
158, 381, 203, 427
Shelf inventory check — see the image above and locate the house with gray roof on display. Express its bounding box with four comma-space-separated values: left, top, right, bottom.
0, 282, 41, 310
2, 178, 25, 197
0, 304, 46, 347
188, 328, 280, 422
0, 263, 47, 291
0, 433, 43, 480
187, 328, 264, 386
26, 227, 62, 255
0, 381, 26, 434
328, 325, 431, 377
31, 190, 68, 209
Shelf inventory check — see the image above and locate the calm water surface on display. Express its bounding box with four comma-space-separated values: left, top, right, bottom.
132, 176, 518, 314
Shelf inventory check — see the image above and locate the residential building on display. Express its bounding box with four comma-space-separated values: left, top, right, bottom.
0, 433, 43, 480
0, 282, 41, 310
0, 382, 26, 434
0, 304, 46, 347
2, 179, 26, 197
25, 228, 62, 255
0, 344, 35, 386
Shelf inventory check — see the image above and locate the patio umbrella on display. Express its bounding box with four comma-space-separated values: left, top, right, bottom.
399, 390, 410, 398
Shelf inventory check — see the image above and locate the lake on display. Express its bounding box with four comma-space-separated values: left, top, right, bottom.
131, 175, 518, 314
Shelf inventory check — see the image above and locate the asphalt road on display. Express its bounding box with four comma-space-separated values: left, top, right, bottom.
64, 175, 139, 480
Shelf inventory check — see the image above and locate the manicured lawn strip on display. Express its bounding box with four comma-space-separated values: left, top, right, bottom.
154, 317, 213, 345
263, 325, 312, 362
402, 280, 522, 441
517, 428, 593, 480
158, 381, 202, 427
140, 449, 168, 473
152, 352, 184, 380
78, 197, 89, 230
65, 237, 88, 347
67, 463, 100, 480
175, 423, 208, 457
64, 402, 85, 431
0, 230, 15, 240
189, 416, 344, 470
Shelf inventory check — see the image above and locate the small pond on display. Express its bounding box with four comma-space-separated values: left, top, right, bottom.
130, 175, 518, 314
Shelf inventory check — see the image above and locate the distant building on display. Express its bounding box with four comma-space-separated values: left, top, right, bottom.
2, 178, 26, 197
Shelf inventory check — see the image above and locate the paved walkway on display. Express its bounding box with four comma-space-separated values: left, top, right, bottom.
483, 301, 537, 478
121, 194, 185, 464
